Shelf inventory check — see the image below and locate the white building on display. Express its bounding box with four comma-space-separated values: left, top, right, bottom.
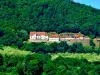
49, 34, 59, 42
30, 32, 48, 41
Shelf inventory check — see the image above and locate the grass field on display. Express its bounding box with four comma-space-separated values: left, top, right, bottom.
0, 46, 32, 56
1, 46, 100, 62
51, 53, 100, 62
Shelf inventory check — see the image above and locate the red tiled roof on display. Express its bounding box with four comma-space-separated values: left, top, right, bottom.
49, 34, 59, 38
30, 32, 48, 36
30, 32, 36, 36
74, 34, 84, 38
74, 34, 80, 38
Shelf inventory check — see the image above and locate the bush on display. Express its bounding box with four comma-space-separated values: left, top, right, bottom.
70, 42, 85, 53
57, 41, 69, 53
0, 50, 100, 75
0, 54, 3, 66
89, 39, 95, 49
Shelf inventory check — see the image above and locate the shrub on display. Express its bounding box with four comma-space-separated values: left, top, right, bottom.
0, 54, 3, 66
57, 41, 69, 53
89, 39, 95, 49
70, 42, 85, 53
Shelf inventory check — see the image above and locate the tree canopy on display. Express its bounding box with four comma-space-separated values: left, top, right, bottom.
0, 0, 100, 46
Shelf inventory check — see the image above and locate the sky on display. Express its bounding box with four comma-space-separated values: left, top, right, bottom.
73, 0, 100, 9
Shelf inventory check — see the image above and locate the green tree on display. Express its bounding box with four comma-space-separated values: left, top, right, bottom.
17, 30, 28, 41
0, 54, 3, 66
57, 41, 69, 53
70, 42, 85, 53
89, 39, 95, 49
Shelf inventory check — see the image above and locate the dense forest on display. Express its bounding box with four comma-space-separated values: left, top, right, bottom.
0, 0, 100, 75
0, 48, 100, 75
0, 0, 100, 47
20, 41, 100, 54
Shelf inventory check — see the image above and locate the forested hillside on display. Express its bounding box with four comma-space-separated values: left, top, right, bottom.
0, 0, 100, 46
0, 1, 100, 74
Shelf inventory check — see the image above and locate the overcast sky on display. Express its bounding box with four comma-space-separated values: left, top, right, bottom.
73, 0, 100, 9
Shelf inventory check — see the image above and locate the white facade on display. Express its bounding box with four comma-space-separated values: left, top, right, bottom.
40, 35, 48, 40
30, 35, 48, 40
49, 38, 59, 42
60, 37, 76, 41
70, 38, 75, 39
30, 34, 36, 39
75, 38, 80, 39
79, 37, 84, 39
60, 38, 71, 40
84, 37, 90, 39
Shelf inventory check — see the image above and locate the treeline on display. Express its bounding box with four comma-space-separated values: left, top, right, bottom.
0, 53, 100, 75
0, 39, 99, 54
0, 0, 100, 47
17, 41, 99, 54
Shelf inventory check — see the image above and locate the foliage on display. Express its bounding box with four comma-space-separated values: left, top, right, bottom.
0, 54, 3, 66
89, 39, 95, 49
51, 53, 100, 62
21, 42, 100, 54
57, 41, 69, 53
70, 42, 85, 53
0, 0, 100, 74
0, 48, 100, 75
0, 0, 100, 46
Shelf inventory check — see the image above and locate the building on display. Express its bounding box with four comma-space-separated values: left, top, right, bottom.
30, 32, 48, 40
74, 34, 80, 39
59, 33, 75, 41
49, 33, 59, 42
97, 38, 100, 48
29, 32, 89, 42
60, 35, 73, 41
74, 33, 84, 39
84, 36, 90, 39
